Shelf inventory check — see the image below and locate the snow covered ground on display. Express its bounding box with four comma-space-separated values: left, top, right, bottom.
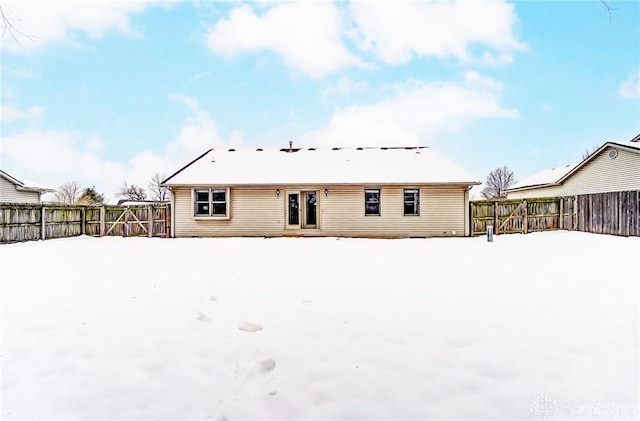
1, 232, 638, 420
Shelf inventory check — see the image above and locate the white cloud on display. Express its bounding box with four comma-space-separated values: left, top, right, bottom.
303, 72, 517, 147
187, 71, 212, 83
619, 70, 640, 99
0, 106, 243, 204
0, 130, 127, 198
1, 65, 40, 78
480, 51, 514, 67
0, 1, 151, 52
166, 110, 243, 161
349, 0, 526, 65
169, 93, 200, 110
321, 77, 369, 102
1, 104, 45, 122
206, 2, 363, 78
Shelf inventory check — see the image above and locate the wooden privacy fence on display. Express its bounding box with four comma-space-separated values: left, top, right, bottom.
0, 203, 170, 244
574, 190, 639, 237
471, 190, 639, 237
470, 197, 561, 235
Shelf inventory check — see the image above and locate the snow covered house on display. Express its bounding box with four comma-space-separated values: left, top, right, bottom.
0, 170, 53, 204
506, 137, 640, 199
162, 146, 480, 238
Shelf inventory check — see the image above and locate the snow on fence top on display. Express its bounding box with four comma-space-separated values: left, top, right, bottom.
162, 146, 480, 186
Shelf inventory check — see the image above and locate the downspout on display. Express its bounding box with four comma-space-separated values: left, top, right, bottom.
464, 185, 472, 237
169, 187, 176, 238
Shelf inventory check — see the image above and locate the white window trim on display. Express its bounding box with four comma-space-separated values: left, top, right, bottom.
364, 188, 381, 216
192, 187, 231, 220
403, 188, 420, 216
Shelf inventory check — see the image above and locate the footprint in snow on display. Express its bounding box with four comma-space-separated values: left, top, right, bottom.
197, 312, 212, 323
235, 359, 276, 379
238, 322, 263, 332
255, 358, 276, 374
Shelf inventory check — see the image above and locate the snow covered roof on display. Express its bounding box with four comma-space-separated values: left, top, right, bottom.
0, 169, 54, 192
509, 163, 579, 191
163, 147, 480, 186
607, 140, 640, 151
117, 200, 170, 206
508, 137, 640, 192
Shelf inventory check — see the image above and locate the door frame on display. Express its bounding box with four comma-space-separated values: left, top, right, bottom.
301, 190, 318, 229
284, 189, 320, 231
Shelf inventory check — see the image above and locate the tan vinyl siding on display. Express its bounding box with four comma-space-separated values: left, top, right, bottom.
174, 186, 284, 237
507, 184, 563, 200
173, 185, 468, 238
0, 177, 41, 204
507, 146, 640, 199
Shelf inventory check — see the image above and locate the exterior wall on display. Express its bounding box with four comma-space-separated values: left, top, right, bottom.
0, 177, 41, 204
172, 184, 468, 238
507, 146, 640, 199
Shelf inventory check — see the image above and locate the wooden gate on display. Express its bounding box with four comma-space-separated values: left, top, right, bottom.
101, 205, 169, 238
470, 198, 561, 236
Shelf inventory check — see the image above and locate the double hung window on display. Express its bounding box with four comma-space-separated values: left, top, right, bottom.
404, 189, 419, 216
365, 189, 380, 216
194, 189, 227, 217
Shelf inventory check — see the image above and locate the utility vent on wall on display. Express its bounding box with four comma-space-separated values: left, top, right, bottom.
608, 149, 618, 159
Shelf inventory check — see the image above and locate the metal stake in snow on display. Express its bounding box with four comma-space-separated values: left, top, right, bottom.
487, 226, 494, 242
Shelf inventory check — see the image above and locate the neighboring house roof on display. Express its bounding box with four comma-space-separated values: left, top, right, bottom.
0, 169, 54, 193
509, 163, 580, 191
117, 200, 170, 206
162, 146, 481, 186
507, 137, 640, 193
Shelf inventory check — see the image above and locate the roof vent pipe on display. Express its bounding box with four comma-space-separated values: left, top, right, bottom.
289, 141, 293, 152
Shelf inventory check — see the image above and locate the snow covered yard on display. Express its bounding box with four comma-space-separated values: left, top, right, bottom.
1, 232, 638, 420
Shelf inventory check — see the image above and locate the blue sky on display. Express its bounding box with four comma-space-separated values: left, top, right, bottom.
1, 0, 639, 202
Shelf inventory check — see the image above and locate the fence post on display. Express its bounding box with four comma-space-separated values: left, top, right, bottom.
469, 202, 475, 237
99, 206, 106, 236
568, 197, 574, 231
81, 207, 86, 235
575, 196, 578, 231
148, 205, 153, 238
559, 198, 564, 230
40, 204, 46, 240
522, 200, 528, 234
124, 207, 129, 237
493, 201, 499, 235
166, 204, 171, 238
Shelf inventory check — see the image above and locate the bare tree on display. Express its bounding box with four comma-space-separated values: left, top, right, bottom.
581, 144, 600, 160
53, 181, 83, 205
481, 166, 517, 199
117, 182, 147, 202
148, 173, 169, 201
599, 0, 618, 21
0, 4, 37, 49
